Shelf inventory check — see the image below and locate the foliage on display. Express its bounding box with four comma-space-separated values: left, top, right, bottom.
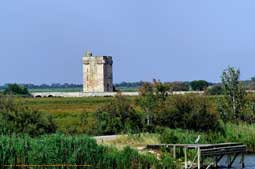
168, 81, 189, 92
115, 81, 145, 88
159, 128, 179, 144
247, 76, 255, 90
137, 80, 169, 126
158, 123, 255, 152
138, 82, 158, 126
157, 95, 223, 132
190, 80, 209, 91
3, 84, 30, 96
221, 66, 247, 121
152, 79, 170, 101
0, 134, 175, 169
0, 96, 56, 136
206, 85, 224, 95
95, 94, 144, 135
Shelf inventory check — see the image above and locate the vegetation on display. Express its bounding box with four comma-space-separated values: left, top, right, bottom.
167, 81, 189, 92
206, 85, 224, 95
156, 95, 223, 132
221, 66, 247, 121
0, 134, 175, 169
2, 66, 255, 168
190, 80, 209, 91
0, 96, 56, 136
3, 84, 30, 96
95, 94, 144, 135
158, 122, 255, 152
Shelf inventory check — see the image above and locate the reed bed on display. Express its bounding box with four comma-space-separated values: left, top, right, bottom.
0, 134, 175, 169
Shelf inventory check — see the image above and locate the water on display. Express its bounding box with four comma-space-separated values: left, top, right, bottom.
217, 155, 255, 169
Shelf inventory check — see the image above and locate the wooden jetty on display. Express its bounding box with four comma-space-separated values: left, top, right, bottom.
147, 143, 246, 169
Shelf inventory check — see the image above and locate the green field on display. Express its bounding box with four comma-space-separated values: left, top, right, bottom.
17, 97, 116, 133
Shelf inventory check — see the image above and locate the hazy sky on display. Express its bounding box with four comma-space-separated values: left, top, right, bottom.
1, 0, 255, 85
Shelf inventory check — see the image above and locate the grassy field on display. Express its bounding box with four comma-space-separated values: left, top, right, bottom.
17, 97, 115, 133
16, 95, 219, 133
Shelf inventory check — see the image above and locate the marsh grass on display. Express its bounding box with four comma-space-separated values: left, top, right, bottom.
0, 134, 175, 169
102, 134, 160, 149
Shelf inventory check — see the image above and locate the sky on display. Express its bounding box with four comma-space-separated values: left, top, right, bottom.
1, 0, 255, 85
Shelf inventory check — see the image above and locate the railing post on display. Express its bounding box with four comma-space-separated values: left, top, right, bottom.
197, 147, 201, 169
227, 155, 231, 168
184, 147, 188, 169
241, 153, 245, 168
173, 145, 176, 159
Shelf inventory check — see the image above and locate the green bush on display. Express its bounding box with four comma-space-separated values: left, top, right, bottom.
4, 84, 30, 96
95, 94, 144, 135
168, 81, 189, 91
190, 80, 209, 91
159, 128, 178, 144
0, 96, 56, 136
206, 85, 224, 95
157, 95, 222, 132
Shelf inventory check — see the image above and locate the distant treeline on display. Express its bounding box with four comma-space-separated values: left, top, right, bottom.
1, 76, 255, 92
0, 83, 82, 90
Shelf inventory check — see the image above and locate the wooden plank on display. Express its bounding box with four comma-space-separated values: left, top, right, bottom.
201, 145, 246, 151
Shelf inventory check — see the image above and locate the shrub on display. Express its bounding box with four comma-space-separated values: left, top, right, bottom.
168, 81, 189, 91
0, 96, 56, 136
206, 85, 224, 95
190, 80, 209, 91
157, 95, 222, 132
95, 94, 144, 135
159, 128, 179, 144
4, 84, 30, 96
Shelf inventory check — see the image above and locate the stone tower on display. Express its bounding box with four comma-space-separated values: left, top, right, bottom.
83, 51, 113, 92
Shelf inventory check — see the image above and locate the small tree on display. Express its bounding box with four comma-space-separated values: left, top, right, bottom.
138, 82, 157, 125
221, 66, 246, 120
137, 80, 169, 126
168, 81, 189, 92
152, 79, 169, 101
0, 96, 56, 136
4, 84, 30, 96
206, 85, 224, 95
248, 76, 255, 90
190, 80, 209, 91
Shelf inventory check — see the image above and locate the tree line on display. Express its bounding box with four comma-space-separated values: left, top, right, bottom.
86, 66, 255, 135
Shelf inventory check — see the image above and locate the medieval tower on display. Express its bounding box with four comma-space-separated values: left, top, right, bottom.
82, 51, 113, 92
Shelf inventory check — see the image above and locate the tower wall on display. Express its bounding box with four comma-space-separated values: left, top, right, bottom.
83, 53, 113, 92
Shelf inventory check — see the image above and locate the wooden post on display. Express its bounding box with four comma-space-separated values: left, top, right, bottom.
227, 155, 231, 168
173, 145, 176, 159
215, 156, 218, 168
241, 153, 245, 168
197, 147, 201, 169
184, 147, 188, 169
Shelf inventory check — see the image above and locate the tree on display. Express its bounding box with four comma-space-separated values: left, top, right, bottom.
190, 80, 209, 91
248, 76, 255, 90
221, 66, 246, 120
138, 82, 157, 125
152, 79, 169, 101
4, 84, 30, 96
168, 81, 189, 92
137, 80, 169, 126
206, 85, 224, 95
0, 96, 56, 136
96, 93, 143, 134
